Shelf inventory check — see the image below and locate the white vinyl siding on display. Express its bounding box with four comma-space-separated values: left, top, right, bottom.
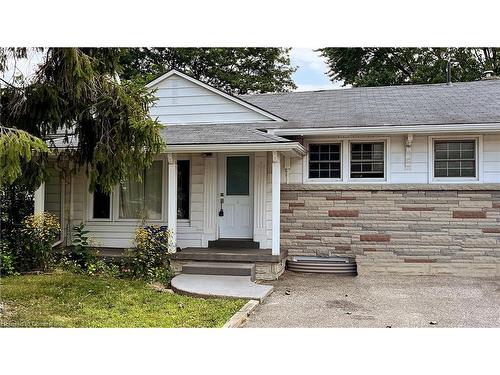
150, 75, 274, 125
482, 134, 500, 183
290, 133, 500, 184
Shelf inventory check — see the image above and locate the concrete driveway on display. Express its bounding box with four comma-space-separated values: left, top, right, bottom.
245, 271, 500, 328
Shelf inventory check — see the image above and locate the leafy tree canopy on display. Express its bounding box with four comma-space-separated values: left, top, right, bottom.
319, 48, 500, 87
118, 48, 297, 94
0, 48, 165, 192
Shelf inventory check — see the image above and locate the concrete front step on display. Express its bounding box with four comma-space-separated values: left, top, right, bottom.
182, 262, 256, 281
171, 274, 273, 301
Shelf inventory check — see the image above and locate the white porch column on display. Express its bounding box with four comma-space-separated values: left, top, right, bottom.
202, 154, 217, 247
167, 153, 177, 252
34, 182, 45, 214
271, 151, 281, 255
253, 152, 267, 247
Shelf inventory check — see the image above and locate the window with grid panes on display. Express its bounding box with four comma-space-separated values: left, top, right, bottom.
350, 142, 385, 179
434, 140, 476, 178
308, 143, 342, 179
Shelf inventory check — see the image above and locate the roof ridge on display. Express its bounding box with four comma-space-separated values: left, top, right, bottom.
240, 79, 500, 98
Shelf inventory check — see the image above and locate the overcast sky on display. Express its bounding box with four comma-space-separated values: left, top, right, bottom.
2, 48, 344, 92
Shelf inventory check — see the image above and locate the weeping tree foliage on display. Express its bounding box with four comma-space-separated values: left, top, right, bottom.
0, 48, 165, 192
319, 48, 500, 87
0, 127, 48, 186
118, 48, 297, 94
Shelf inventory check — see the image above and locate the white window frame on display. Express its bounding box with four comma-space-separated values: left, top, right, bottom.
115, 159, 166, 223
87, 184, 113, 222
303, 137, 390, 184
87, 158, 166, 223
348, 138, 390, 182
428, 135, 483, 183
304, 141, 343, 183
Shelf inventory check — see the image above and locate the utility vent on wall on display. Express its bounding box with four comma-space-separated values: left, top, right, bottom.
287, 256, 357, 276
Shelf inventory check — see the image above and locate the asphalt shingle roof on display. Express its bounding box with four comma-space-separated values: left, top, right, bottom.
161, 124, 291, 145
241, 80, 500, 128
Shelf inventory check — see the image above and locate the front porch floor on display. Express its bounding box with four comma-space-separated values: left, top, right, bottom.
171, 247, 288, 263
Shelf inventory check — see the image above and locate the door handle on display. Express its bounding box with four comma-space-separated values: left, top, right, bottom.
219, 198, 224, 217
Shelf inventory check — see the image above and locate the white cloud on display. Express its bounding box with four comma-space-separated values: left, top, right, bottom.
290, 48, 328, 74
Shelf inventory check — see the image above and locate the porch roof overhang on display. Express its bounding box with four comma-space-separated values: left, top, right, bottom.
165, 141, 306, 157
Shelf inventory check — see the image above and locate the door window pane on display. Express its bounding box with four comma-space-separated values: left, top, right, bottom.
119, 161, 162, 219
226, 156, 249, 195
177, 160, 190, 219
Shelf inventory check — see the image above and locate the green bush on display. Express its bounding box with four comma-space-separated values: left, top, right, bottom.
58, 223, 122, 278
1, 180, 34, 274
71, 222, 99, 267
0, 240, 16, 276
126, 225, 174, 284
19, 212, 60, 272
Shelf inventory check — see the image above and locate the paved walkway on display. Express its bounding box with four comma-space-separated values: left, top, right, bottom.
245, 272, 500, 327
171, 274, 273, 301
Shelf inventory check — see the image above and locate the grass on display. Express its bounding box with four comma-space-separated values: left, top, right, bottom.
0, 270, 247, 328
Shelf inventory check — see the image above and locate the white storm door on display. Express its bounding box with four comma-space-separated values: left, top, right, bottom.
219, 155, 253, 238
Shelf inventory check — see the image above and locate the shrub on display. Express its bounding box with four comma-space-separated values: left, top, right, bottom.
58, 223, 122, 278
71, 222, 99, 267
19, 212, 60, 271
0, 240, 16, 276
1, 180, 34, 275
127, 225, 174, 284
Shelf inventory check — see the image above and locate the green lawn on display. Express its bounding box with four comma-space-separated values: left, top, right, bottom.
0, 271, 246, 328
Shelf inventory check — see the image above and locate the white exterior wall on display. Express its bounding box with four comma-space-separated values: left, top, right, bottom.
63, 152, 273, 249
149, 74, 274, 125
483, 134, 500, 182
44, 170, 63, 224
286, 133, 500, 184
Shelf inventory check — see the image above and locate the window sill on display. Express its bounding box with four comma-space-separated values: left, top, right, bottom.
431, 178, 480, 183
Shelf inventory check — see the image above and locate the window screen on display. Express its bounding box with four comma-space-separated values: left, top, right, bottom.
350, 142, 385, 179
309, 144, 341, 179
434, 140, 476, 178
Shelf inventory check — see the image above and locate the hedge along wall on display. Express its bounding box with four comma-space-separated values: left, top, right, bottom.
280, 184, 500, 277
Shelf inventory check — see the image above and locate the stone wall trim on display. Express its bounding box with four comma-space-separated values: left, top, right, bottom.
282, 183, 500, 191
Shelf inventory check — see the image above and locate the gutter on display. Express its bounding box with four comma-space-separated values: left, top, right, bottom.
269, 123, 500, 136
165, 141, 306, 156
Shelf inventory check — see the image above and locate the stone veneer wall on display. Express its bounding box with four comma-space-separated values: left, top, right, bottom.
281, 184, 500, 277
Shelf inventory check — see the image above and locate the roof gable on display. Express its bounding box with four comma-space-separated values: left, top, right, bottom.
147, 70, 283, 124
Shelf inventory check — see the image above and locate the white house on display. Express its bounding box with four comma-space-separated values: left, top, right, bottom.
36, 69, 500, 279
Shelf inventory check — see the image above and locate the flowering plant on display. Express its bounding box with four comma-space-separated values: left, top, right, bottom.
20, 212, 60, 271
127, 225, 174, 283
